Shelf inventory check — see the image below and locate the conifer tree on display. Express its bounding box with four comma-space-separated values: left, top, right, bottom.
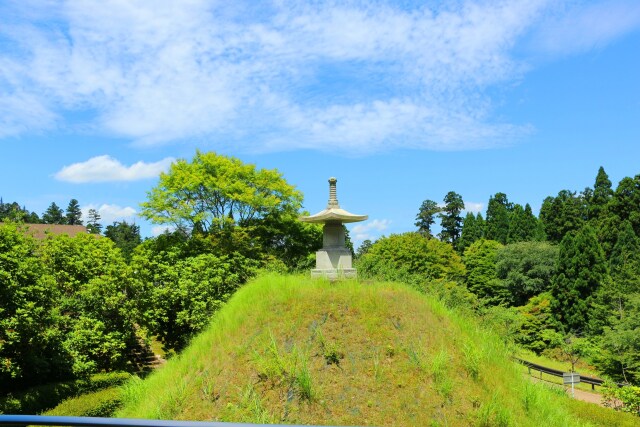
552, 225, 609, 332
65, 199, 83, 226
459, 212, 480, 252
415, 199, 440, 238
438, 191, 464, 246
589, 166, 613, 221
86, 209, 102, 234
539, 190, 586, 243
42, 202, 66, 224
485, 193, 511, 244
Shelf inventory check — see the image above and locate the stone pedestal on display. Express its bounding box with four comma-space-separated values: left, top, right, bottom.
311, 247, 357, 279
310, 222, 356, 279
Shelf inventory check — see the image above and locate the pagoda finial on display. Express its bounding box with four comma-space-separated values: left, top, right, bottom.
328, 177, 339, 208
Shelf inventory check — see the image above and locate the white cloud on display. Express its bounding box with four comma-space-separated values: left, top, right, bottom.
351, 219, 391, 242
1, 1, 637, 152
530, 0, 640, 56
464, 202, 484, 214
55, 155, 174, 183
81, 203, 136, 225
151, 225, 176, 236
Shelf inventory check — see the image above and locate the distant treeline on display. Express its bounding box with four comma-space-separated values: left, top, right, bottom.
358, 166, 640, 387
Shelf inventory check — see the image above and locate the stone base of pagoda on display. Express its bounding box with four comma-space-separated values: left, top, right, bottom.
311, 268, 357, 279
311, 247, 356, 279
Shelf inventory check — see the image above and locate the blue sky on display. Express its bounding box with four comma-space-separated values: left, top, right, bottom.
1, 0, 639, 245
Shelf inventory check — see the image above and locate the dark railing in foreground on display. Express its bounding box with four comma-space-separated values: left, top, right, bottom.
515, 357, 619, 390
0, 415, 335, 427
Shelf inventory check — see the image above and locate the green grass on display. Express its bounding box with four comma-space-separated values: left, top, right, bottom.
116, 273, 637, 426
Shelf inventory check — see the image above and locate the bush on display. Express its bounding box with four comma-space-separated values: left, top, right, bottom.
603, 383, 640, 416
357, 232, 465, 283
44, 387, 122, 417
0, 372, 131, 415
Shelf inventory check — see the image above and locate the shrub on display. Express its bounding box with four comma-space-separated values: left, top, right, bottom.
44, 387, 122, 417
0, 372, 131, 415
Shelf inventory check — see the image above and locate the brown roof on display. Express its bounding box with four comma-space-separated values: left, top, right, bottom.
19, 224, 89, 240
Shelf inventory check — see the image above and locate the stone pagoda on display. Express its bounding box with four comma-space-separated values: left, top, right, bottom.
300, 177, 367, 279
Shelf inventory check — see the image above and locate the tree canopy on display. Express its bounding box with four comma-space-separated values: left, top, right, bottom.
140, 151, 303, 234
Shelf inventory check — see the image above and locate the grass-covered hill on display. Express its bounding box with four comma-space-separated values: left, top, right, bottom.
116, 274, 636, 426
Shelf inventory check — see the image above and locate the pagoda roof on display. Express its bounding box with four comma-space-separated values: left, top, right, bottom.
299, 177, 368, 224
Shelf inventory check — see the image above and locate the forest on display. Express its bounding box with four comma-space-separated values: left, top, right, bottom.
1, 152, 639, 416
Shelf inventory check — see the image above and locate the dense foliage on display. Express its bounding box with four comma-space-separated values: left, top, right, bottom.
397, 166, 640, 391
1, 151, 320, 392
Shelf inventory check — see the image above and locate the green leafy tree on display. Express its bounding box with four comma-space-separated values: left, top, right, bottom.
415, 199, 441, 238
515, 293, 563, 354
40, 233, 140, 376
65, 199, 83, 226
438, 191, 464, 246
86, 209, 102, 234
140, 150, 302, 233
551, 226, 609, 332
357, 232, 466, 285
598, 294, 640, 384
0, 224, 64, 389
42, 202, 66, 224
463, 239, 505, 305
104, 221, 142, 261
243, 210, 323, 269
485, 193, 512, 244
130, 238, 257, 351
494, 241, 558, 307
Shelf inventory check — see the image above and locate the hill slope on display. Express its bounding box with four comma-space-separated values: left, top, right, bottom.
116, 274, 635, 426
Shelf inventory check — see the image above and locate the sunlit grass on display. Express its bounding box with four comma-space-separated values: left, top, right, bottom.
115, 273, 638, 426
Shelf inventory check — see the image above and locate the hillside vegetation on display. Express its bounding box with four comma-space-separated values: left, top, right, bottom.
116, 274, 636, 426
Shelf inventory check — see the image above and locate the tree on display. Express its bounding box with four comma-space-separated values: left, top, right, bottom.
463, 239, 505, 305
0, 224, 63, 389
40, 233, 139, 376
438, 191, 464, 246
65, 199, 83, 225
589, 166, 613, 221
494, 241, 558, 307
551, 226, 609, 332
104, 221, 142, 261
0, 199, 40, 223
415, 199, 441, 238
140, 151, 302, 234
610, 174, 640, 236
458, 212, 485, 253
485, 193, 512, 244
539, 190, 587, 243
130, 237, 257, 351
357, 232, 466, 285
42, 202, 66, 224
356, 239, 373, 258
515, 293, 562, 354
86, 209, 102, 234
507, 203, 538, 243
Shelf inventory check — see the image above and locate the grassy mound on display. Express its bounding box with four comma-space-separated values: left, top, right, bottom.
117, 274, 636, 426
